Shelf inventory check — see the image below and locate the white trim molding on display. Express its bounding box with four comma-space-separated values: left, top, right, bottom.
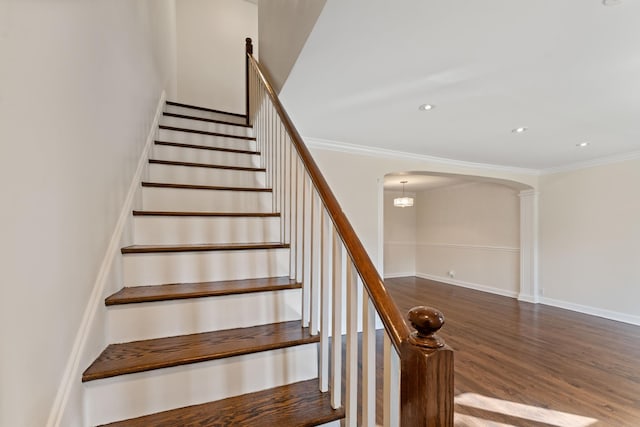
384, 272, 417, 279
45, 91, 166, 427
416, 272, 519, 299
540, 297, 640, 327
304, 136, 541, 176
305, 135, 640, 177
518, 190, 540, 303
542, 150, 640, 175
416, 242, 519, 253
385, 241, 417, 246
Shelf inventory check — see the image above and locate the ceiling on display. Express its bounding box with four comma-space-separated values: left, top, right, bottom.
280, 0, 640, 171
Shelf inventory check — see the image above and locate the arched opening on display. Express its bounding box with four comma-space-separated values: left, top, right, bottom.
380, 171, 538, 302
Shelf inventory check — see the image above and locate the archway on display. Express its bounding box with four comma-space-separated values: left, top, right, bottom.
379, 171, 538, 302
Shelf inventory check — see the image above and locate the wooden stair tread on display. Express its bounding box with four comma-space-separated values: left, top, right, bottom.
132, 210, 280, 217
149, 159, 265, 172
166, 101, 246, 118
83, 321, 317, 382
163, 111, 252, 128
106, 276, 301, 305
155, 140, 259, 155
141, 182, 272, 192
101, 379, 344, 426
121, 242, 289, 254
159, 125, 255, 141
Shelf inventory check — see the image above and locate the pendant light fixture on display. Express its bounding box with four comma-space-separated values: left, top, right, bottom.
393, 180, 414, 208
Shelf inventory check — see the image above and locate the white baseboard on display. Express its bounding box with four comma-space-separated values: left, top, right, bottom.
415, 272, 519, 299
384, 272, 416, 279
417, 273, 640, 326
517, 293, 539, 304
45, 91, 166, 427
540, 297, 640, 326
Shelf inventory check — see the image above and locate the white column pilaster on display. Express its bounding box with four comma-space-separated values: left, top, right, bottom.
519, 189, 540, 303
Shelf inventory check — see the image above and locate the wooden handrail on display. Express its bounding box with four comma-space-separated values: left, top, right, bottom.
245, 39, 410, 352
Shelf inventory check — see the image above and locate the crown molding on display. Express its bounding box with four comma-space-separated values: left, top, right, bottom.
304, 136, 640, 177
303, 136, 541, 176
542, 150, 640, 174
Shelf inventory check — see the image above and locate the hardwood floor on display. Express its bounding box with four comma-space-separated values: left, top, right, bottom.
384, 277, 640, 427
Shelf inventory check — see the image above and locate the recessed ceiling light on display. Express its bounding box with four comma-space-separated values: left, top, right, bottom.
512, 127, 528, 133
603, 0, 622, 6
576, 142, 590, 147
418, 104, 435, 111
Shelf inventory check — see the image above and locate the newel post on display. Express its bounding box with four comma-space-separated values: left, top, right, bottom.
245, 37, 253, 126
401, 307, 454, 426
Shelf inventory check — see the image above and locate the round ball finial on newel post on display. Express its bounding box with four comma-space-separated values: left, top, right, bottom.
407, 306, 446, 349
245, 37, 253, 55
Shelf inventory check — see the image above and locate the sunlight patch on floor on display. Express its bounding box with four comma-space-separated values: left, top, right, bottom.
455, 393, 598, 427
455, 413, 517, 427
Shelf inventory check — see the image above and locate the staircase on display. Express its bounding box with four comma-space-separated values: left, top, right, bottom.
82, 101, 344, 426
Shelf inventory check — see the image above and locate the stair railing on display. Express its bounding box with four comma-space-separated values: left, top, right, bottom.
245, 38, 454, 427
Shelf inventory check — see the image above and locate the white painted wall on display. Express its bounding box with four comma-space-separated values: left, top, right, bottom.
539, 158, 640, 323
383, 191, 417, 278
0, 2, 177, 426
258, 0, 327, 92
305, 138, 639, 324
304, 139, 538, 272
414, 183, 521, 297
175, 0, 257, 113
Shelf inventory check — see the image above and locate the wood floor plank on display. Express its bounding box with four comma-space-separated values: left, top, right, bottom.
106, 276, 301, 305
83, 321, 317, 382
384, 277, 640, 427
101, 379, 344, 427
121, 242, 288, 254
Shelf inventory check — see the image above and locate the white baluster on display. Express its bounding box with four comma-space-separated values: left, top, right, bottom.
345, 260, 358, 426
383, 333, 400, 427
310, 190, 321, 336
296, 157, 304, 283
331, 230, 342, 409
362, 287, 376, 426
289, 145, 297, 279
302, 173, 310, 328
319, 208, 331, 392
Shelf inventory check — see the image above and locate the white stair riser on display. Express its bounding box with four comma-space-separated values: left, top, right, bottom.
123, 248, 289, 286
134, 216, 280, 245
165, 104, 247, 124
148, 163, 266, 187
108, 289, 302, 342
161, 116, 254, 137
152, 145, 260, 168
142, 187, 273, 212
84, 344, 318, 426
158, 129, 256, 151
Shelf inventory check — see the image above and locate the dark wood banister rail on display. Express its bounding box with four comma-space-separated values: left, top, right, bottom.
245, 39, 409, 352
245, 37, 453, 426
